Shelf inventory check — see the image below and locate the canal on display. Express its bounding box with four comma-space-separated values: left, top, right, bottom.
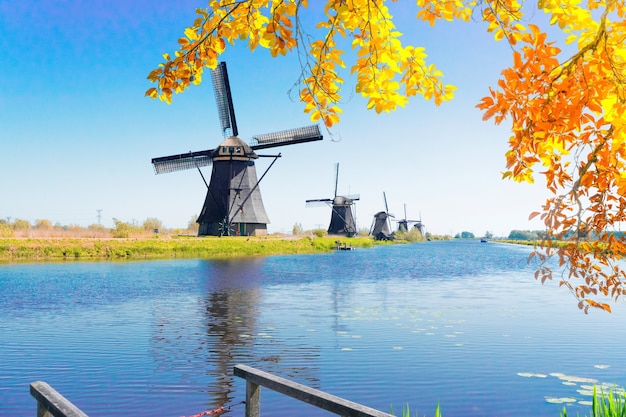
1, 240, 624, 417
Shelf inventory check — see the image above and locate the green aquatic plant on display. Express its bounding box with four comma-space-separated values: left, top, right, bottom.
561, 386, 626, 417
390, 403, 441, 417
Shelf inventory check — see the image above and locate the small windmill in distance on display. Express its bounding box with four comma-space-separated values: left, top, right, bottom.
396, 203, 424, 236
370, 192, 395, 241
306, 163, 359, 237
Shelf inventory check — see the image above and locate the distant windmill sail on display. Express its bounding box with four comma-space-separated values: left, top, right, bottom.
334, 163, 339, 198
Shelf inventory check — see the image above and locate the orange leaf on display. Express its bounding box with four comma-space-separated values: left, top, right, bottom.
529, 212, 540, 220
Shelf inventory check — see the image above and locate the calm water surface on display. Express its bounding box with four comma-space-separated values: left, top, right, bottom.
1, 240, 626, 417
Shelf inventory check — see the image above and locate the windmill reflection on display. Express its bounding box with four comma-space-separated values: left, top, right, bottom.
202, 258, 264, 410
150, 257, 322, 415
149, 258, 263, 413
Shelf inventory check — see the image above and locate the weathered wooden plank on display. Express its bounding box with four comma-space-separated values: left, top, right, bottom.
30, 381, 89, 417
234, 364, 394, 417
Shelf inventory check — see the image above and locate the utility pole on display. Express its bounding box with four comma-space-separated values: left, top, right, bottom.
96, 209, 102, 225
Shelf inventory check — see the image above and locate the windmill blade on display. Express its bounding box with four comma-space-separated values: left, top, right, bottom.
212, 62, 238, 138
249, 124, 323, 150
305, 198, 333, 208
151, 150, 214, 174
383, 192, 389, 214
334, 163, 339, 198
345, 193, 360, 201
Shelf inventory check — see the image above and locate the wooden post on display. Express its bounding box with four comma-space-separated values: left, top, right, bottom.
245, 380, 261, 417
37, 401, 52, 417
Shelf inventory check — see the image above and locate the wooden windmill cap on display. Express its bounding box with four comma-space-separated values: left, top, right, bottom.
214, 136, 258, 160
333, 196, 352, 205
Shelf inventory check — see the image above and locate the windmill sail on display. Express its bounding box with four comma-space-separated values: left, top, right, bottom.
305, 198, 333, 208
152, 150, 214, 174
212, 62, 238, 138
249, 125, 322, 150
333, 163, 339, 197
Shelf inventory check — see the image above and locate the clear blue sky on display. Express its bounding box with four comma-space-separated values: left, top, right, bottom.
0, 0, 550, 237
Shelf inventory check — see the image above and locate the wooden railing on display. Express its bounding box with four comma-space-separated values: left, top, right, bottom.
30, 381, 88, 417
30, 365, 393, 417
234, 364, 394, 417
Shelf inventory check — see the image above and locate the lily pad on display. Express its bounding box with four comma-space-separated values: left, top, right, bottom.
518, 372, 548, 378
545, 397, 577, 404
551, 373, 598, 384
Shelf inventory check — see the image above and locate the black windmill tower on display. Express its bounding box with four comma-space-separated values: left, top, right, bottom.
396, 204, 424, 235
370, 192, 395, 241
151, 62, 323, 236
306, 163, 359, 237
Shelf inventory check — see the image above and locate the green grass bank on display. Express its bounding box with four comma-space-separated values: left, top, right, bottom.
0, 236, 378, 263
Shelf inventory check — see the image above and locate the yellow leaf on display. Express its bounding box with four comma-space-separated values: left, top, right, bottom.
147, 68, 163, 82
145, 88, 158, 99
330, 105, 343, 114
184, 27, 198, 41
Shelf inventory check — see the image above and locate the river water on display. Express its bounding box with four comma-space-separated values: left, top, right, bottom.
1, 240, 626, 417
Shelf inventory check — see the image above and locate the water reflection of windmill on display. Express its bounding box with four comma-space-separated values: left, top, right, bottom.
306, 163, 359, 237
151, 62, 323, 236
396, 203, 425, 235
370, 192, 395, 241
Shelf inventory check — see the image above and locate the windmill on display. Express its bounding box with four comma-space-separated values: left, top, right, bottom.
396, 204, 424, 235
151, 62, 323, 236
369, 192, 395, 241
306, 163, 359, 237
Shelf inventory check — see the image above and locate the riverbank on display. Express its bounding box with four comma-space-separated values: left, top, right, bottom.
0, 235, 379, 262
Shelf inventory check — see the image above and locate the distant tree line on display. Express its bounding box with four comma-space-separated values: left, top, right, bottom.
0, 216, 199, 238
454, 231, 475, 239
448, 229, 626, 241
507, 230, 543, 240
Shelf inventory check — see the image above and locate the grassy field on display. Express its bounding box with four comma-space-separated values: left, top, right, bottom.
0, 235, 379, 263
